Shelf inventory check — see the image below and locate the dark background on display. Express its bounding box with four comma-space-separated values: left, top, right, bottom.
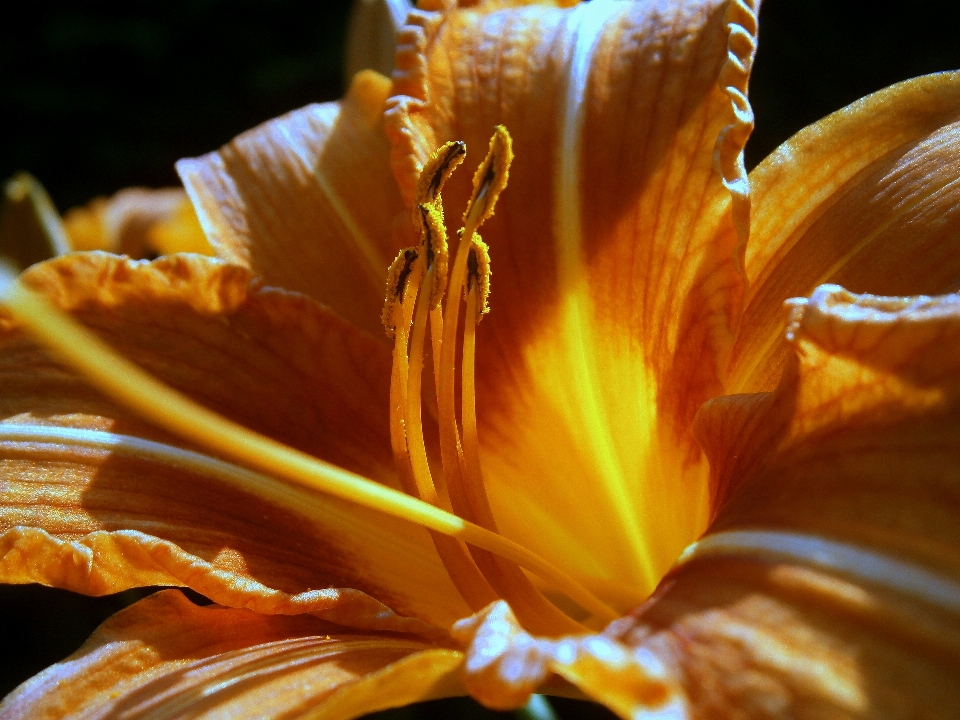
1, 0, 959, 717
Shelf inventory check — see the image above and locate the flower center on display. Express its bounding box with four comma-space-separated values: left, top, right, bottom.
0, 131, 618, 634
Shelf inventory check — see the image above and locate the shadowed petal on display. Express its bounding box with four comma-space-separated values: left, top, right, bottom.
0, 253, 468, 628
62, 188, 213, 258
3, 253, 395, 480
730, 71, 960, 393
604, 285, 960, 717
0, 589, 464, 720
177, 71, 408, 337
385, 0, 757, 601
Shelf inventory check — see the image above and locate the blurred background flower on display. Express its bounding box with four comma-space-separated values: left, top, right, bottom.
1, 0, 958, 717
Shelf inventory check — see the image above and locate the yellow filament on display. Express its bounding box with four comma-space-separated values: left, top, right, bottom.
388, 252, 426, 498
461, 269, 497, 529
388, 258, 498, 611
437, 215, 478, 518
0, 273, 617, 622
428, 306, 444, 418
404, 263, 450, 510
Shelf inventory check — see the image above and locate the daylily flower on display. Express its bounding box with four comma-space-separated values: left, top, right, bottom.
61, 186, 213, 258
1, 174, 212, 261
2, 0, 960, 718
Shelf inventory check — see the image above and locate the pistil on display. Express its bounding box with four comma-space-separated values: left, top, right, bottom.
383, 207, 500, 612
0, 128, 621, 630
0, 262, 616, 623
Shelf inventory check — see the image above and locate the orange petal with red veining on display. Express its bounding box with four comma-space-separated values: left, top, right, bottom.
730, 71, 960, 393
607, 284, 960, 716
177, 70, 409, 337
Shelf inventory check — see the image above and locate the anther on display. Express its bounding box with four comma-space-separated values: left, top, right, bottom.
417, 203, 449, 309
415, 140, 467, 212
381, 247, 419, 338
462, 125, 513, 232
465, 238, 491, 321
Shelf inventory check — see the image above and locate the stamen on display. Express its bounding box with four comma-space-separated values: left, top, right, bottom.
418, 204, 449, 311
404, 261, 446, 507
462, 240, 494, 520
402, 205, 451, 505
0, 267, 617, 622
462, 126, 513, 235
385, 247, 424, 497
386, 249, 498, 611
436, 128, 514, 514
425, 130, 587, 634
436, 132, 508, 525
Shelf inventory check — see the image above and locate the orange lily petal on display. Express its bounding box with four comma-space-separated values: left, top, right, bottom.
0, 252, 469, 628
729, 71, 960, 393
384, 0, 757, 601
452, 600, 685, 715
608, 284, 960, 715
703, 284, 960, 573
0, 589, 464, 720
5, 253, 394, 479
176, 70, 408, 337
62, 188, 213, 257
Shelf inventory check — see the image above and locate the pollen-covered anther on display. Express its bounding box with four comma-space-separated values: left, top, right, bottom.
417, 203, 449, 309
415, 140, 467, 212
381, 247, 419, 338
466, 237, 491, 321
463, 125, 513, 231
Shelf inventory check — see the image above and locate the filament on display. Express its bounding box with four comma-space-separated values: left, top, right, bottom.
394, 257, 499, 610
404, 264, 445, 507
